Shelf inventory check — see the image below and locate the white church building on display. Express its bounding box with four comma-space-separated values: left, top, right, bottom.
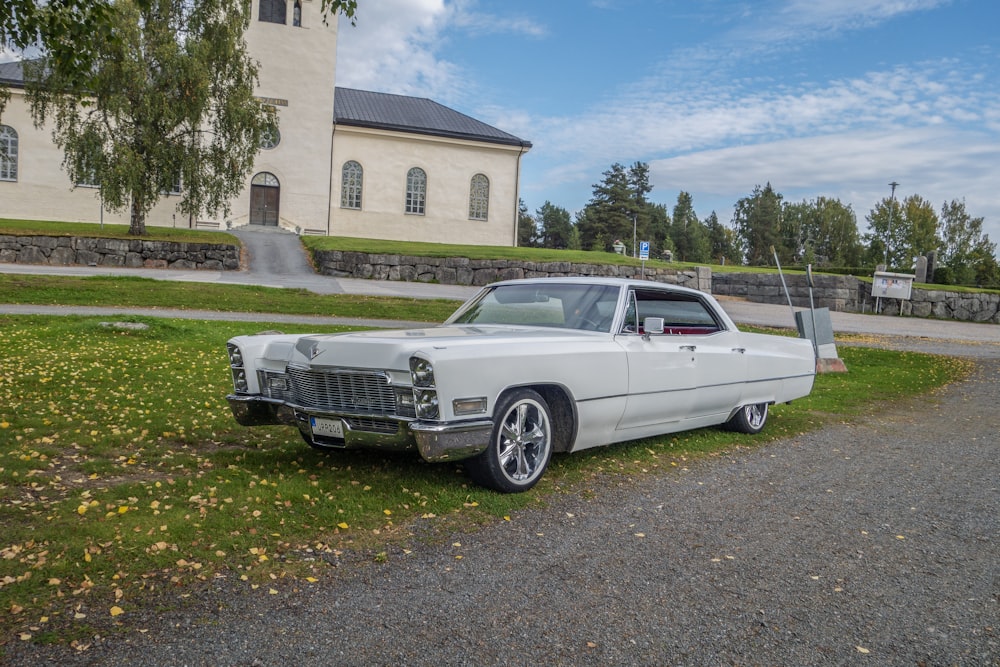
0, 0, 532, 246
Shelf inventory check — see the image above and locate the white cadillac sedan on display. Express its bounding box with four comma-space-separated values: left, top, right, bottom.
226, 277, 815, 492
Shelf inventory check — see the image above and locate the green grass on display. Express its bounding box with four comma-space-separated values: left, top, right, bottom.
0, 312, 972, 646
0, 218, 238, 245
0, 274, 461, 322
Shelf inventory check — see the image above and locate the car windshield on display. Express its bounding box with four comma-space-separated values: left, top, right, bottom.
448, 283, 621, 332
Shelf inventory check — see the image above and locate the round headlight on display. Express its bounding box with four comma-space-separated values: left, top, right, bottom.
414, 389, 439, 419
228, 344, 243, 367
409, 357, 435, 387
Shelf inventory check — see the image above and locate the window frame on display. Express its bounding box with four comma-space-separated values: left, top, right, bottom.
0, 125, 18, 182
405, 167, 427, 215
258, 0, 287, 24
340, 160, 363, 210
468, 173, 490, 221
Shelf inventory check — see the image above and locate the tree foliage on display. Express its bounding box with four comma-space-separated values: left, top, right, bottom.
864, 194, 940, 270
704, 211, 741, 265
576, 161, 666, 255
26, 0, 284, 236
780, 196, 863, 267
670, 191, 709, 262
536, 201, 572, 249
732, 183, 784, 265
516, 198, 537, 247
938, 199, 996, 285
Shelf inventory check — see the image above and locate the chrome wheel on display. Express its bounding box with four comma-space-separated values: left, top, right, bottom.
467, 389, 553, 493
726, 402, 769, 434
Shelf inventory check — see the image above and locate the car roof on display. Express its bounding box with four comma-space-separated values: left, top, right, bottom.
487, 276, 708, 298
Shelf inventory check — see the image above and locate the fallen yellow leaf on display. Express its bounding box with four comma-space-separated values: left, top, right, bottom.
110, 606, 124, 617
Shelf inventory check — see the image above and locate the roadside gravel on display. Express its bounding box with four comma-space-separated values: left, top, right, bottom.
5, 354, 997, 666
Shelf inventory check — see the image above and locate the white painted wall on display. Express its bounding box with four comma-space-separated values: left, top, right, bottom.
330, 126, 525, 246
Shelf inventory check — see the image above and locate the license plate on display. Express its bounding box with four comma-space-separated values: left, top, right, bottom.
310, 417, 344, 438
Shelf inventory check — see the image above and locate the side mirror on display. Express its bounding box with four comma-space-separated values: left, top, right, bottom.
643, 317, 664, 340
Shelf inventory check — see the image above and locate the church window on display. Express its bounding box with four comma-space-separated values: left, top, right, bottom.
259, 0, 286, 24
0, 125, 17, 182
469, 173, 489, 220
405, 167, 426, 215
260, 125, 280, 150
293, 1, 302, 26
341, 161, 363, 209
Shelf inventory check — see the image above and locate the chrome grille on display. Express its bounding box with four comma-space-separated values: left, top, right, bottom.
287, 366, 397, 415
345, 417, 402, 435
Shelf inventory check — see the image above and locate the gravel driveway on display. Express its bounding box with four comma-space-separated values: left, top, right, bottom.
5, 352, 997, 666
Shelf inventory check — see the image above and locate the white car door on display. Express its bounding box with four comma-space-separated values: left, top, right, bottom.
616, 333, 698, 429
686, 329, 747, 418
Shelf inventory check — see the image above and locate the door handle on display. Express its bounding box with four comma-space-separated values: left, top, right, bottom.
732, 347, 746, 354
680, 344, 697, 352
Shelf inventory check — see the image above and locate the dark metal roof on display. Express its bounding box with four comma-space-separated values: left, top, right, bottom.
0, 60, 26, 87
334, 87, 531, 149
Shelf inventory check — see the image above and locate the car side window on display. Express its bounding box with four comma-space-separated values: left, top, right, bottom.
632, 289, 723, 335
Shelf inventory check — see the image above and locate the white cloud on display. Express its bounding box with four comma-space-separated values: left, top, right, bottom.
335, 0, 545, 105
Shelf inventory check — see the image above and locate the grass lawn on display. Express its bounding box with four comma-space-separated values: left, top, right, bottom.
0, 311, 973, 647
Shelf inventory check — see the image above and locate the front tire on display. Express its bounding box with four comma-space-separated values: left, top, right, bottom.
726, 402, 769, 434
466, 389, 553, 493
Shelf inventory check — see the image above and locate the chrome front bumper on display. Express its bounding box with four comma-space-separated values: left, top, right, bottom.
227, 394, 493, 462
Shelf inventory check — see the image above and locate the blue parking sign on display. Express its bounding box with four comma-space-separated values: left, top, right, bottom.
639, 241, 650, 261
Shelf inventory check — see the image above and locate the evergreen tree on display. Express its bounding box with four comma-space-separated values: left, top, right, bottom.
516, 198, 538, 247
732, 183, 784, 265
670, 191, 710, 262
536, 201, 572, 249
704, 211, 741, 264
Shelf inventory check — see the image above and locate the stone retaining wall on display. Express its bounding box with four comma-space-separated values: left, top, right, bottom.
712, 272, 861, 312
312, 249, 713, 292
859, 282, 1000, 323
713, 272, 1000, 324
4, 235, 995, 324
0, 235, 241, 270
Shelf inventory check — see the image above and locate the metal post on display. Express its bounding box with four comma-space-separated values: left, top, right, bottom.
883, 181, 899, 268
772, 246, 796, 323
632, 213, 637, 259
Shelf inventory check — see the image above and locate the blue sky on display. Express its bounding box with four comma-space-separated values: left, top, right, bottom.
336, 0, 1000, 248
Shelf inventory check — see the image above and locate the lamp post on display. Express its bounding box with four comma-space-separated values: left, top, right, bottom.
883, 181, 899, 268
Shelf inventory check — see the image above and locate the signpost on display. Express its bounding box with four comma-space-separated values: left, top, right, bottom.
639, 241, 649, 278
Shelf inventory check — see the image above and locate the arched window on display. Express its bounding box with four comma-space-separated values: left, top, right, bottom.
0, 125, 18, 182
405, 167, 426, 215
469, 173, 490, 220
341, 160, 363, 209
259, 0, 286, 24
293, 0, 302, 26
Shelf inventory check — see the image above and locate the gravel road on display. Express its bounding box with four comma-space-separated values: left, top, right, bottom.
5, 354, 997, 666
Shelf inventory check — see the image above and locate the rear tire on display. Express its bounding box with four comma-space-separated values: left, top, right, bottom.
466, 389, 553, 493
726, 402, 768, 434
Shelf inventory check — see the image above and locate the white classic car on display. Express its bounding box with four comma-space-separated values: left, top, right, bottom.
226, 277, 815, 492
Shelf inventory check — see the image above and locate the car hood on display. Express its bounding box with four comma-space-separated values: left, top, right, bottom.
291, 325, 600, 369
